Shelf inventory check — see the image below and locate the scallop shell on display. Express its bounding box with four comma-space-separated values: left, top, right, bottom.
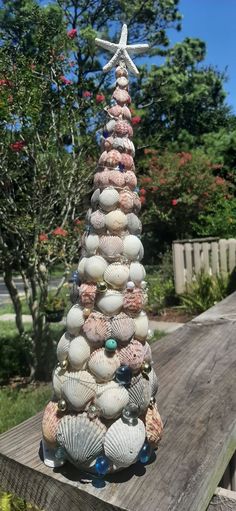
95, 382, 129, 419
42, 401, 63, 447
98, 187, 120, 211
123, 288, 144, 316
125, 171, 137, 190
104, 262, 129, 289
77, 256, 88, 280
83, 311, 111, 345
133, 194, 141, 214
68, 335, 91, 370
148, 368, 158, 397
52, 365, 68, 399
127, 213, 142, 235
105, 209, 127, 232
88, 348, 120, 382
84, 255, 108, 281
93, 170, 110, 189
110, 312, 135, 344
129, 262, 146, 285
118, 339, 144, 372
91, 188, 100, 208
107, 105, 123, 118
115, 120, 133, 137
121, 153, 134, 170
103, 136, 114, 152
139, 243, 144, 261
57, 413, 106, 466
143, 342, 152, 364
134, 311, 149, 341
123, 138, 135, 155
105, 119, 116, 133
84, 234, 99, 255
128, 374, 151, 414
96, 289, 123, 315
108, 170, 125, 188
62, 370, 96, 410
112, 88, 131, 105
98, 151, 108, 166
122, 106, 132, 121
123, 235, 142, 261
119, 189, 134, 213
79, 283, 97, 308
57, 332, 71, 363
116, 76, 129, 88
115, 66, 128, 78
90, 210, 106, 231
66, 304, 85, 336
145, 404, 163, 448
106, 149, 121, 168
85, 208, 92, 224
99, 235, 123, 261
104, 417, 145, 469
112, 137, 126, 151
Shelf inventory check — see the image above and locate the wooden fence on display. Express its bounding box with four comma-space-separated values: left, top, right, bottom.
173, 237, 236, 294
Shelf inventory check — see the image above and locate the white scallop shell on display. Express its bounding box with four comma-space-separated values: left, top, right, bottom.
149, 368, 159, 397
91, 188, 100, 209
57, 332, 71, 362
62, 370, 96, 410
90, 210, 106, 231
105, 209, 127, 232
99, 235, 123, 261
104, 263, 129, 289
85, 208, 92, 223
123, 235, 142, 261
104, 418, 145, 469
129, 262, 146, 286
88, 348, 120, 382
95, 382, 129, 419
127, 213, 142, 235
98, 187, 120, 212
116, 76, 129, 88
84, 234, 99, 255
105, 119, 116, 133
110, 312, 135, 344
68, 335, 91, 370
84, 255, 108, 282
96, 289, 123, 315
57, 414, 106, 466
52, 365, 68, 399
134, 311, 149, 341
77, 256, 88, 280
123, 138, 135, 156
128, 374, 151, 414
66, 305, 85, 336
112, 137, 126, 151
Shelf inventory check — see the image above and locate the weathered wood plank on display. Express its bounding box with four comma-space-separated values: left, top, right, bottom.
207, 487, 236, 511
192, 291, 236, 323
172, 242, 185, 293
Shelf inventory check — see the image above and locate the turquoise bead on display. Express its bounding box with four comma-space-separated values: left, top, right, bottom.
105, 338, 117, 351
138, 441, 153, 464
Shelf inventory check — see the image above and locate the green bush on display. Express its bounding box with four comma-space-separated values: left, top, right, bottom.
180, 271, 229, 314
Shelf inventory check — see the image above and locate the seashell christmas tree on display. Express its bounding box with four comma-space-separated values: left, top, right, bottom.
41, 23, 163, 475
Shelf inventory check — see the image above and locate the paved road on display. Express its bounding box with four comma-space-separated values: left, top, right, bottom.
0, 277, 62, 304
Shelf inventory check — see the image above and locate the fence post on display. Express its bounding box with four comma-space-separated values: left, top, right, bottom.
172, 242, 185, 294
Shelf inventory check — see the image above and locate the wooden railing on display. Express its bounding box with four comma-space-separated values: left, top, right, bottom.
0, 293, 236, 511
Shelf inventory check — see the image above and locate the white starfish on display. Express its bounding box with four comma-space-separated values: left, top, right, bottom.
95, 24, 149, 76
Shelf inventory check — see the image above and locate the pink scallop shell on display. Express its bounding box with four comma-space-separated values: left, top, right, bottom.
79, 283, 97, 308
123, 288, 144, 316
110, 312, 135, 344
121, 153, 134, 170
106, 149, 122, 168
124, 171, 137, 190
144, 404, 163, 448
83, 311, 111, 345
119, 189, 134, 213
98, 151, 108, 166
112, 88, 131, 105
118, 339, 144, 372
122, 106, 132, 121
42, 401, 64, 447
90, 210, 106, 230
107, 105, 123, 118
108, 170, 126, 188
115, 120, 133, 137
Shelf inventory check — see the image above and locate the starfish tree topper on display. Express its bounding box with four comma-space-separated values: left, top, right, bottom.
95, 24, 149, 76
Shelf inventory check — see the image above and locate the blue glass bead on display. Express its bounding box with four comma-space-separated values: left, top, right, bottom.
95, 456, 110, 476
71, 270, 80, 284
115, 365, 132, 385
138, 441, 153, 464
118, 163, 125, 172
55, 446, 66, 461
103, 130, 109, 139
134, 187, 140, 193
110, 99, 116, 106
105, 338, 118, 351
85, 225, 91, 233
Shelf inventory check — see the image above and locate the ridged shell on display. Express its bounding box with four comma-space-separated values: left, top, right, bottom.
110, 312, 135, 344
122, 106, 132, 120
112, 137, 126, 151
107, 105, 123, 118
123, 138, 135, 155
125, 171, 137, 190
118, 339, 144, 372
123, 235, 142, 261
68, 335, 91, 370
148, 368, 159, 396
145, 404, 163, 448
90, 210, 106, 231
119, 189, 134, 213
115, 120, 133, 137
134, 311, 149, 341
99, 235, 123, 261
99, 187, 120, 211
77, 256, 88, 280
57, 414, 106, 466
42, 401, 63, 447
143, 342, 152, 363
91, 188, 100, 209
88, 348, 120, 382
106, 149, 122, 168
83, 311, 111, 344
57, 332, 71, 362
115, 66, 128, 78
105, 119, 116, 133
104, 417, 145, 469
84, 255, 108, 281
121, 153, 134, 170
127, 213, 142, 235
93, 170, 110, 189
85, 208, 92, 224
112, 88, 131, 105
52, 365, 68, 399
128, 374, 151, 414
129, 262, 146, 285
95, 382, 129, 419
62, 370, 96, 410
84, 234, 99, 255
96, 289, 123, 315
66, 305, 85, 336
98, 151, 108, 166
105, 209, 127, 231
104, 263, 129, 289
79, 283, 97, 308
116, 76, 129, 88
108, 170, 125, 188
103, 136, 114, 151
123, 288, 144, 316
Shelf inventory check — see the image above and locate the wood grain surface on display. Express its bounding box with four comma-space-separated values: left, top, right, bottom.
1, 293, 236, 511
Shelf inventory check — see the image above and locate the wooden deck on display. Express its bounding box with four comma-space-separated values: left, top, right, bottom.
1, 293, 236, 511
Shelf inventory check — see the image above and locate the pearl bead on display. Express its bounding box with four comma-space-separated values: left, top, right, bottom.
105, 338, 118, 351
140, 280, 147, 290
147, 329, 154, 340
83, 307, 91, 317
126, 281, 135, 291
87, 404, 100, 420
58, 399, 67, 412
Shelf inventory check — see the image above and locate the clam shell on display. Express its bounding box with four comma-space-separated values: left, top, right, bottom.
108, 170, 125, 188
95, 382, 129, 419
57, 332, 71, 363
122, 106, 132, 120
90, 210, 106, 231
93, 170, 110, 189
52, 365, 68, 399
125, 171, 137, 190
112, 88, 131, 105
118, 339, 144, 372
91, 189, 100, 209
77, 256, 88, 280
62, 370, 96, 410
84, 234, 99, 255
98, 151, 108, 166
99, 235, 123, 261
121, 153, 134, 170
88, 348, 120, 382
96, 289, 123, 315
128, 374, 151, 414
57, 413, 106, 466
129, 262, 146, 285
105, 209, 127, 232
116, 76, 129, 88
119, 189, 134, 213
115, 120, 133, 137
68, 335, 91, 370
105, 119, 116, 133
134, 311, 149, 341
127, 213, 142, 235
148, 368, 158, 396
123, 235, 142, 261
83, 311, 111, 345
42, 401, 63, 447
106, 149, 121, 168
79, 283, 97, 308
110, 312, 135, 344
98, 187, 120, 211
66, 304, 85, 336
123, 288, 144, 316
123, 138, 135, 155
104, 262, 129, 289
145, 404, 163, 448
103, 136, 114, 151
107, 105, 123, 118
104, 417, 145, 469
84, 255, 108, 282
139, 243, 144, 261
112, 137, 126, 151
115, 66, 128, 78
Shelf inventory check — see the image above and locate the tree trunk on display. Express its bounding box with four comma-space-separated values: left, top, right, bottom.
3, 268, 25, 335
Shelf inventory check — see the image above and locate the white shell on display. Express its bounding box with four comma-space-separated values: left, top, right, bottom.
99, 235, 123, 261
84, 255, 108, 282
88, 348, 120, 382
123, 235, 142, 261
57, 414, 106, 466
91, 188, 100, 208
128, 374, 151, 414
104, 263, 129, 289
105, 209, 127, 232
52, 366, 68, 399
96, 289, 123, 315
90, 210, 106, 231
139, 243, 144, 261
62, 370, 96, 410
129, 262, 146, 286
95, 382, 129, 419
77, 256, 88, 280
134, 311, 149, 341
98, 187, 120, 212
110, 312, 135, 343
149, 368, 159, 397
104, 418, 145, 468
68, 335, 91, 370
127, 213, 142, 235
105, 119, 116, 133
57, 332, 71, 362
117, 76, 129, 88
84, 234, 99, 255
112, 137, 126, 151
66, 305, 85, 336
